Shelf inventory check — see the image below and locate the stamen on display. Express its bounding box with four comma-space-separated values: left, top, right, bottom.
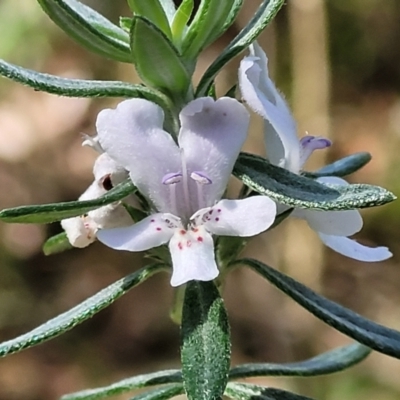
190, 171, 212, 210
190, 171, 212, 185
162, 172, 182, 216
300, 135, 332, 167
162, 172, 182, 185
180, 149, 191, 217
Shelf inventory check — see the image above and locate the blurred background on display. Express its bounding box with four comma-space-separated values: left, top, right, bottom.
0, 0, 400, 399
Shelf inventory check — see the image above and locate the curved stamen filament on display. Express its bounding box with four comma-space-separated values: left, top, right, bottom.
162, 172, 182, 216
191, 171, 212, 210
180, 149, 191, 217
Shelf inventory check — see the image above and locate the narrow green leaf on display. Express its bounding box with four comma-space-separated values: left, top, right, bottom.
196, 0, 284, 96
43, 232, 73, 255
158, 0, 176, 23
234, 153, 395, 210
171, 0, 194, 44
220, 0, 244, 36
181, 0, 235, 59
61, 370, 182, 400
181, 281, 230, 400
0, 264, 167, 358
236, 258, 400, 360
37, 0, 131, 63
127, 0, 172, 39
0, 180, 136, 224
305, 152, 372, 178
129, 385, 185, 400
0, 59, 171, 106
229, 343, 370, 379
130, 16, 191, 96
225, 382, 314, 400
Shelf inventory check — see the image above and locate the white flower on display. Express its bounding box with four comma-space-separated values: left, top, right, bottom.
239, 42, 392, 262
61, 148, 136, 248
95, 97, 277, 286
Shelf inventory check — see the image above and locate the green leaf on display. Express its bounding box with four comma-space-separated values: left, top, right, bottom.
128, 385, 185, 400
220, 0, 244, 36
0, 264, 166, 358
61, 370, 182, 400
233, 153, 396, 210
120, 17, 133, 33
225, 382, 314, 400
43, 232, 73, 255
305, 152, 372, 178
229, 343, 370, 379
158, 0, 176, 23
37, 0, 131, 63
181, 281, 230, 400
0, 59, 171, 106
181, 0, 235, 59
196, 0, 284, 96
130, 16, 191, 97
127, 0, 172, 39
0, 180, 136, 224
236, 258, 400, 360
171, 0, 194, 45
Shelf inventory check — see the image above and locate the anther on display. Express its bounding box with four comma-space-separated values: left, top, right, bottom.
190, 171, 212, 185
162, 172, 182, 185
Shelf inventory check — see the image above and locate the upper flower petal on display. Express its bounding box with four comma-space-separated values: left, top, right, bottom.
192, 196, 276, 237
96, 99, 181, 213
318, 233, 392, 262
294, 208, 363, 236
178, 97, 249, 207
97, 213, 179, 252
239, 42, 300, 172
169, 226, 219, 287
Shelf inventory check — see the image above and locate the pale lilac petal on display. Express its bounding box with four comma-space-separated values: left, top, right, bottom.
169, 226, 219, 286
294, 208, 363, 236
92, 153, 129, 186
319, 233, 392, 262
178, 97, 250, 207
239, 43, 300, 172
96, 99, 181, 212
192, 196, 276, 237
61, 216, 96, 248
97, 213, 180, 252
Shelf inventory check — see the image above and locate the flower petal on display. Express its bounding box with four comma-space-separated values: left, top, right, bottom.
192, 196, 276, 237
97, 213, 179, 252
169, 226, 219, 287
96, 99, 181, 212
319, 233, 392, 262
178, 97, 249, 206
61, 216, 96, 248
294, 208, 363, 236
92, 153, 128, 186
239, 42, 300, 172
